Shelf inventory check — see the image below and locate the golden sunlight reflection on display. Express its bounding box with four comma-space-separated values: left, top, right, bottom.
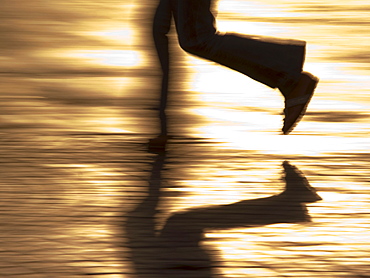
319, 192, 349, 202
66, 50, 141, 67
217, 0, 292, 19
87, 117, 131, 134
98, 0, 369, 277
2, 0, 370, 277
217, 20, 284, 37
89, 28, 134, 44
191, 120, 369, 154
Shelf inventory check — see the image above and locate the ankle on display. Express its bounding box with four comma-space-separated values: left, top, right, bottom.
278, 73, 302, 98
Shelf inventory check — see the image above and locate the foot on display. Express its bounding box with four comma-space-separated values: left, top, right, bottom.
282, 72, 319, 135
280, 161, 322, 203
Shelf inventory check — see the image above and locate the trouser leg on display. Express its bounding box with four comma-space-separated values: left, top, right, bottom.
171, 0, 305, 96
199, 33, 306, 93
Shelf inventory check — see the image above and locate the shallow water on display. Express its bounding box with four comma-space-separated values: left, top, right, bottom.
0, 0, 369, 277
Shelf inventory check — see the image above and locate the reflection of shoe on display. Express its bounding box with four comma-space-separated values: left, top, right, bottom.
279, 203, 312, 223
148, 135, 168, 152
282, 72, 319, 135
281, 161, 322, 203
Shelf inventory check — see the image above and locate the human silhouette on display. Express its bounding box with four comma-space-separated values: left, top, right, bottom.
152, 0, 319, 141
125, 149, 322, 277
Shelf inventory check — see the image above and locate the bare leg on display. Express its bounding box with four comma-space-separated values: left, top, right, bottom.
151, 0, 172, 148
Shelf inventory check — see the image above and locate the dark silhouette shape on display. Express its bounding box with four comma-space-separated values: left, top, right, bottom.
152, 0, 319, 136
125, 151, 322, 277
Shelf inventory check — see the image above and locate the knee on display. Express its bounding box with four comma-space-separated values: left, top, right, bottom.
179, 40, 203, 55
178, 35, 215, 57
178, 33, 219, 58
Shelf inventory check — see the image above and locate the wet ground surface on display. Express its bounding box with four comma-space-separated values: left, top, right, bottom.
1, 0, 370, 277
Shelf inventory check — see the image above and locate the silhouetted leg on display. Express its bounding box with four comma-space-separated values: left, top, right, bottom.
152, 0, 171, 145
171, 0, 305, 96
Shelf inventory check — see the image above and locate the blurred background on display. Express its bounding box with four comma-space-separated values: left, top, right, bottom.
0, 0, 369, 277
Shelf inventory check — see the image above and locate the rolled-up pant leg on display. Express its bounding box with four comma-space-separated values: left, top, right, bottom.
171, 0, 305, 94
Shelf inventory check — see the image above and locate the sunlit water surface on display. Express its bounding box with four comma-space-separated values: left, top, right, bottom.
0, 0, 369, 277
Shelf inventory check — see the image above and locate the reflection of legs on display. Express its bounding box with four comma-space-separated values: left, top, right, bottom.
125, 152, 166, 277
160, 161, 321, 260
159, 194, 308, 273
158, 161, 321, 273
162, 194, 309, 237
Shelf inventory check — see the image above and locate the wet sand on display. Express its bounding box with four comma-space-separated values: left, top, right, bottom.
1, 0, 370, 277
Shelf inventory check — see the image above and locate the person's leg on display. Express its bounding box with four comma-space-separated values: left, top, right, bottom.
196, 33, 306, 95
171, 0, 318, 134
171, 0, 303, 93
282, 71, 319, 134
151, 0, 172, 147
